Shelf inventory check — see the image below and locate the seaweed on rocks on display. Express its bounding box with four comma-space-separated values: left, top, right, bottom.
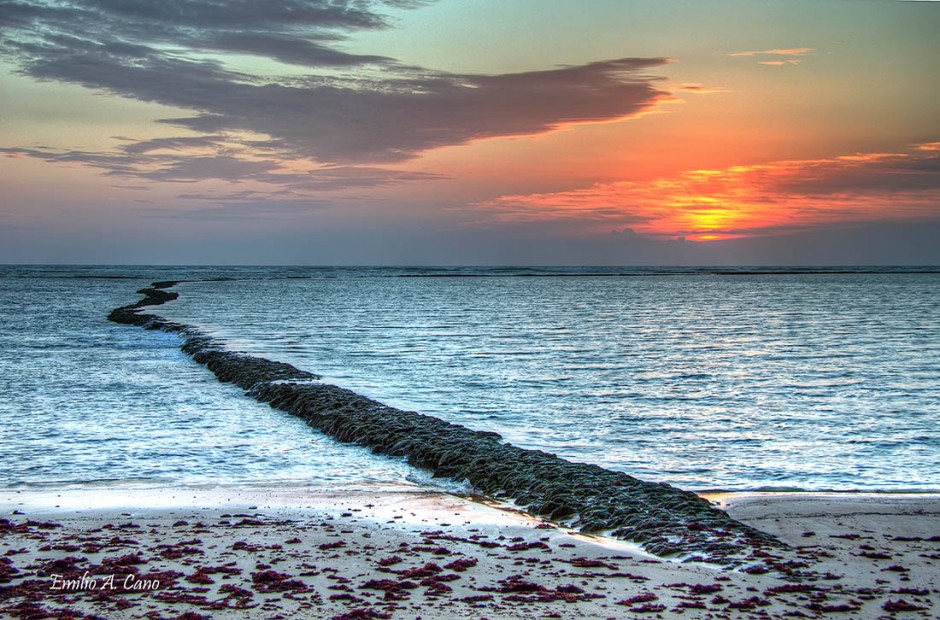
108, 282, 320, 387
109, 281, 785, 565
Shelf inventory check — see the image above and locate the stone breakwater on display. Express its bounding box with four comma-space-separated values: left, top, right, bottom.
109, 282, 785, 564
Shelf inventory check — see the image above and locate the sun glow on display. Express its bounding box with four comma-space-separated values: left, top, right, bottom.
480, 143, 940, 241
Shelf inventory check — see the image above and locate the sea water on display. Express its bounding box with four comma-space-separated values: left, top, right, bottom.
0, 266, 417, 490
1, 266, 938, 492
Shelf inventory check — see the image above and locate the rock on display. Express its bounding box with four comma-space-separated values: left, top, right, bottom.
108, 281, 787, 565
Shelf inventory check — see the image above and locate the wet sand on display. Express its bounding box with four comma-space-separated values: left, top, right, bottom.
1, 488, 937, 619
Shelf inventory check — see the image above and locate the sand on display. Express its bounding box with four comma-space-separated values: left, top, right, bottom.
0, 487, 937, 619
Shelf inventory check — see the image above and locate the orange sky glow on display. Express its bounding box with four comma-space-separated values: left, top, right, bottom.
479, 145, 940, 241
0, 0, 937, 264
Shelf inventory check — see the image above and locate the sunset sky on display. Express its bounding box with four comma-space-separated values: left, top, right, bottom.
1, 0, 938, 265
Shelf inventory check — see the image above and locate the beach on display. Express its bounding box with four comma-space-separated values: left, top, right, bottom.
2, 0, 938, 613
1, 268, 938, 618
1, 488, 937, 619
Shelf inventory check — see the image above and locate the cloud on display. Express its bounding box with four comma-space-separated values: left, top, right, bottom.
195, 32, 393, 68
118, 136, 227, 155
130, 156, 281, 183
0, 0, 396, 59
675, 83, 729, 93
17, 51, 669, 164
0, 0, 672, 168
730, 47, 814, 66
729, 47, 815, 57
476, 142, 940, 241
0, 143, 444, 190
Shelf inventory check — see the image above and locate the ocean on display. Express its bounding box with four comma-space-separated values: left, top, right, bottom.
1, 265, 937, 493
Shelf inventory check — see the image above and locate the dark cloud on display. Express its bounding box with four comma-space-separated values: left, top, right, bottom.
0, 0, 393, 49
772, 151, 940, 196
1, 0, 671, 167
129, 156, 280, 182
200, 33, 392, 67
0, 144, 444, 188
203, 57, 667, 163
77, 0, 387, 29
0, 146, 142, 177
119, 136, 226, 155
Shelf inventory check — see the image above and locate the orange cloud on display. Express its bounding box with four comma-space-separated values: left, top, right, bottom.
729, 47, 815, 57
732, 47, 814, 67
758, 59, 802, 66
476, 143, 940, 241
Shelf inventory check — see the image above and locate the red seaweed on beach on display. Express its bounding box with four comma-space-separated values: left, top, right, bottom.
185, 570, 214, 585
630, 603, 667, 613
219, 583, 254, 599
727, 595, 771, 610
396, 562, 442, 580
443, 557, 476, 572
0, 558, 18, 583
676, 600, 708, 610
808, 601, 862, 613
100, 553, 146, 569
883, 598, 927, 612
36, 556, 88, 579
230, 540, 262, 553
360, 578, 417, 600
158, 544, 204, 560
331, 608, 391, 620
506, 541, 550, 552
250, 569, 310, 593
567, 557, 618, 569
200, 564, 242, 576
484, 576, 548, 594
616, 592, 658, 605
376, 555, 403, 567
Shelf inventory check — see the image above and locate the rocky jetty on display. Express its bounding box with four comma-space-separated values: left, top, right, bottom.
109, 281, 785, 564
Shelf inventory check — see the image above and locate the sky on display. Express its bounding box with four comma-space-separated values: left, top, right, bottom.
1, 0, 938, 265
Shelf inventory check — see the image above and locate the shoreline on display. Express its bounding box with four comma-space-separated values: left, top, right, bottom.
106, 281, 780, 564
6, 484, 940, 523
3, 277, 933, 616
1, 488, 937, 618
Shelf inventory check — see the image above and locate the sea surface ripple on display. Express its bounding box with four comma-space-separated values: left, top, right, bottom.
1, 265, 938, 492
